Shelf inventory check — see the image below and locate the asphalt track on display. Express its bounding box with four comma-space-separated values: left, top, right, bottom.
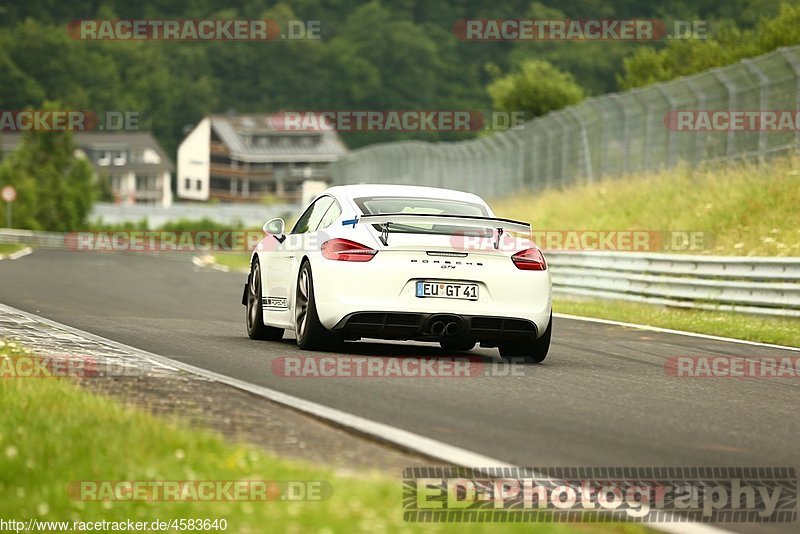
1, 250, 798, 533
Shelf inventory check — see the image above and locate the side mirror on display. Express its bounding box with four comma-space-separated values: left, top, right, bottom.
263, 217, 286, 242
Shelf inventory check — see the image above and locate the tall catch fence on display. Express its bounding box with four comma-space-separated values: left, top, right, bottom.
331, 46, 800, 198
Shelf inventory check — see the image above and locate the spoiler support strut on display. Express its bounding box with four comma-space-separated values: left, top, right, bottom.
379, 223, 390, 246
494, 228, 503, 250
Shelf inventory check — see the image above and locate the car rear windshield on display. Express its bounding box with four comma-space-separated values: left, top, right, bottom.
354, 196, 491, 236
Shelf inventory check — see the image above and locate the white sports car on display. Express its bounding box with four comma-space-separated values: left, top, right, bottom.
242, 184, 552, 362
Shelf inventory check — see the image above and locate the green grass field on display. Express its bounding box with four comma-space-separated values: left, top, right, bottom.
555, 298, 800, 347
0, 244, 25, 255
212, 252, 251, 271
492, 156, 800, 256
0, 341, 649, 533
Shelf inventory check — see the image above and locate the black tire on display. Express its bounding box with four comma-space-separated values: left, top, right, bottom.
498, 312, 552, 363
439, 340, 476, 352
295, 261, 341, 350
246, 259, 285, 341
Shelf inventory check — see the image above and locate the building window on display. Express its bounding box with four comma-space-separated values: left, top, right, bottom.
142, 148, 161, 165
98, 151, 111, 166
184, 178, 191, 190
196, 180, 202, 191
136, 175, 156, 191
210, 177, 230, 191
113, 151, 127, 166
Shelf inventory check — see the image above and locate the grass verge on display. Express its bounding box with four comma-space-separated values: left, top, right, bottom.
212, 252, 251, 272
0, 341, 648, 533
555, 298, 800, 348
492, 155, 800, 256
0, 244, 25, 255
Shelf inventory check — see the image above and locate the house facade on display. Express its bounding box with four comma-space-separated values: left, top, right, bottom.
1, 132, 173, 207
177, 114, 347, 203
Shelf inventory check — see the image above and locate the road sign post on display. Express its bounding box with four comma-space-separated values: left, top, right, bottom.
2, 186, 16, 228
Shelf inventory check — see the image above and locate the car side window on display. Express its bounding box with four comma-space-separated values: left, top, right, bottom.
291, 196, 334, 234
315, 200, 342, 231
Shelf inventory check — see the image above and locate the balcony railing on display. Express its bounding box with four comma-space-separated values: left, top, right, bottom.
209, 141, 229, 155
209, 163, 272, 178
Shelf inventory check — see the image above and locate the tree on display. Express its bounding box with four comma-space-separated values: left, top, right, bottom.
618, 3, 800, 89
0, 108, 96, 231
487, 60, 585, 121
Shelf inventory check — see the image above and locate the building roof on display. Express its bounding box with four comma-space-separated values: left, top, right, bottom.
208, 113, 348, 163
0, 131, 174, 172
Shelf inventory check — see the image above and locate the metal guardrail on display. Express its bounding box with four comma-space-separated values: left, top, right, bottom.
0, 229, 66, 248
547, 251, 800, 317
2, 229, 798, 317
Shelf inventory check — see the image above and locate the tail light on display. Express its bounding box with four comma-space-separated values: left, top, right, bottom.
511, 248, 547, 270
321, 238, 377, 262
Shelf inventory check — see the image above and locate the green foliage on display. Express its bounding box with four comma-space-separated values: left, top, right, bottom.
158, 217, 247, 232
0, 0, 797, 155
488, 60, 585, 120
0, 107, 96, 231
619, 3, 800, 89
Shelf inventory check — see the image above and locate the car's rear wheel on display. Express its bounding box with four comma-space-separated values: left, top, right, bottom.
295, 261, 341, 350
439, 340, 476, 352
246, 260, 284, 341
498, 312, 552, 363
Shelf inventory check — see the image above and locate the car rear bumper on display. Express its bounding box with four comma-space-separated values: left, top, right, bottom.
331, 311, 545, 344
310, 253, 552, 337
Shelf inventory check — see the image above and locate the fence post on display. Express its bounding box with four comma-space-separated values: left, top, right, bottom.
685, 77, 708, 164
610, 94, 631, 174
778, 47, 800, 148
712, 68, 738, 160
743, 58, 769, 159
550, 113, 570, 186
568, 107, 593, 184
655, 84, 678, 167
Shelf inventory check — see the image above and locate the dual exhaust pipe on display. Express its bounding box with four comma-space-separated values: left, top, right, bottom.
430, 319, 461, 337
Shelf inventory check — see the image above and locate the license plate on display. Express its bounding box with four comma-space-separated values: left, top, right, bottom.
416, 281, 478, 301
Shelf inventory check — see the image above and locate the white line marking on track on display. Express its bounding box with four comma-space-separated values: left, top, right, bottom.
555, 312, 800, 352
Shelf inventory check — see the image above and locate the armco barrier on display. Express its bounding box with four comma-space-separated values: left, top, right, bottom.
547, 251, 800, 317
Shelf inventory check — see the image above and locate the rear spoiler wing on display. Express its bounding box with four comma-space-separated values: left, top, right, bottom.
354, 213, 531, 247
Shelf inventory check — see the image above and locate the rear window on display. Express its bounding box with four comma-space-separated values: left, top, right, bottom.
354, 196, 491, 236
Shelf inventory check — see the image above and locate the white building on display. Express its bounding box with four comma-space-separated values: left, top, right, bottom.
177, 113, 347, 204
